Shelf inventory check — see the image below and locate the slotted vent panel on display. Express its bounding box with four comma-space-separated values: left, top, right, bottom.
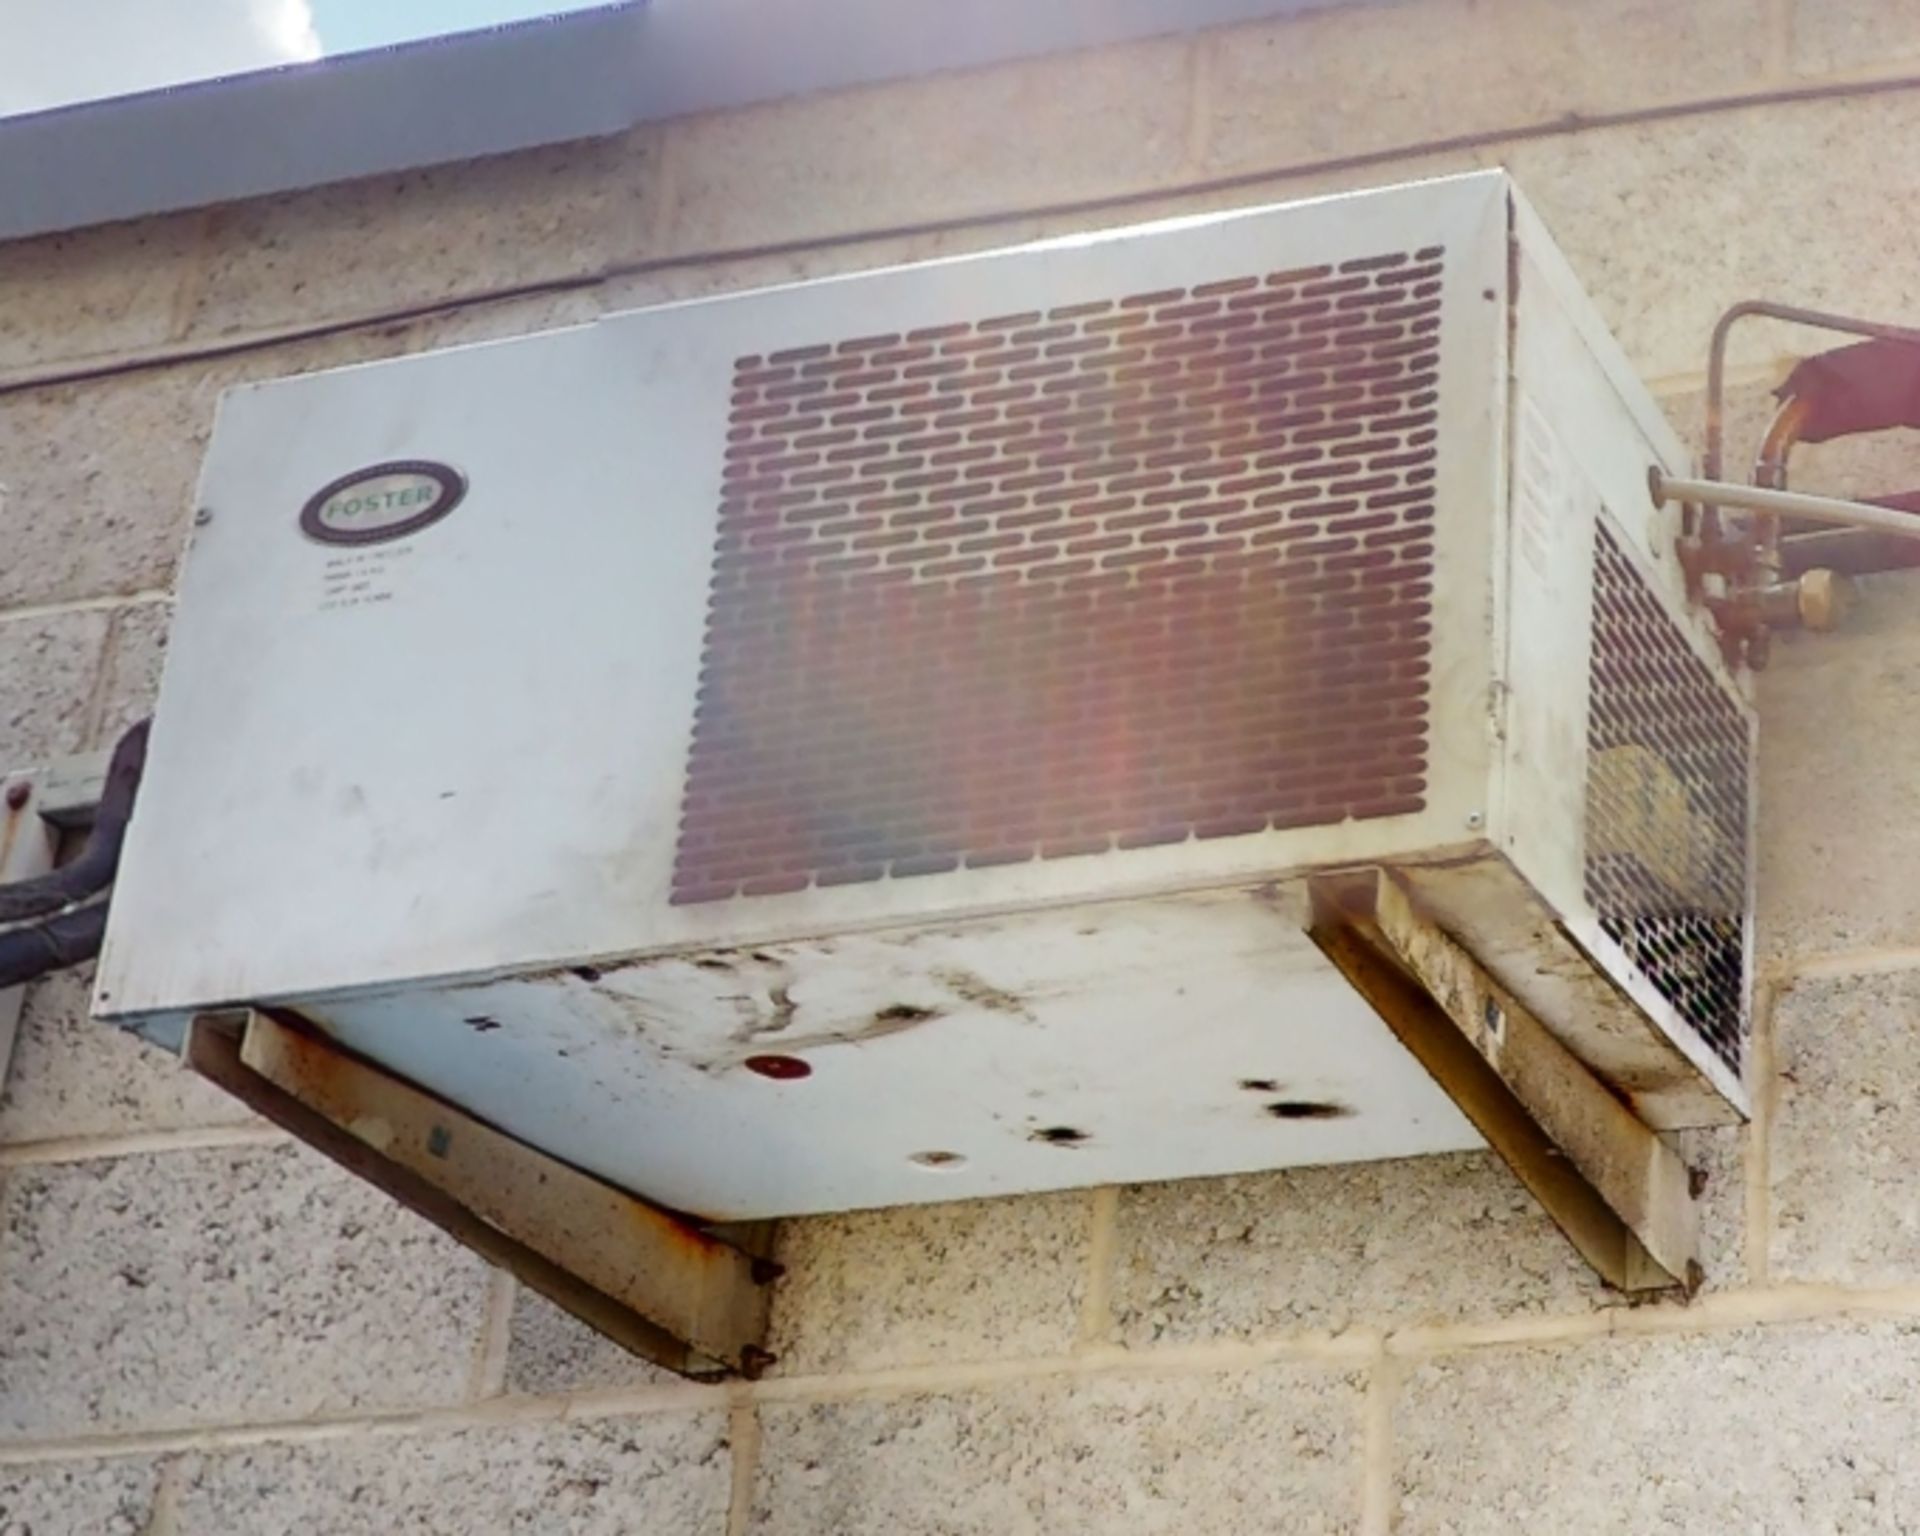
1584, 523, 1750, 1077
673, 248, 1447, 903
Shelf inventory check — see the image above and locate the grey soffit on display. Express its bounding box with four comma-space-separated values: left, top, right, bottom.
0, 0, 1357, 242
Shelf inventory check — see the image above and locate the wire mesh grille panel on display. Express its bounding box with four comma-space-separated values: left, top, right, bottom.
1584, 523, 1750, 1076
672, 248, 1447, 903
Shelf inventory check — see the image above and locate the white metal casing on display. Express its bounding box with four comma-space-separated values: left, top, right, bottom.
100, 171, 1752, 1219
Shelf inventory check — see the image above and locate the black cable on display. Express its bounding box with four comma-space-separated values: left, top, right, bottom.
7, 70, 1920, 404
0, 717, 150, 923
0, 717, 152, 990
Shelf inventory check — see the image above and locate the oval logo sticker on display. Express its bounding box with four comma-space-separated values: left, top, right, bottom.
299, 460, 466, 546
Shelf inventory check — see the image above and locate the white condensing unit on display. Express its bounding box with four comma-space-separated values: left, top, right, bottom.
97, 171, 1751, 1369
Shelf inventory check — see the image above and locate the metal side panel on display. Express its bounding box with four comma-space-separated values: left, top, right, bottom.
97, 318, 706, 1019
1497, 198, 1752, 1115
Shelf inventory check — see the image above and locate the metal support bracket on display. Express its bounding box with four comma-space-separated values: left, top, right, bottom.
1308, 870, 1699, 1293
0, 748, 110, 1094
184, 1010, 777, 1379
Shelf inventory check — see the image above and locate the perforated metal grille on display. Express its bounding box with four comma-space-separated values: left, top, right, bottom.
1584, 524, 1750, 1076
672, 248, 1447, 903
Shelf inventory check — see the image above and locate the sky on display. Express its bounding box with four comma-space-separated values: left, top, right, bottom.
0, 0, 618, 117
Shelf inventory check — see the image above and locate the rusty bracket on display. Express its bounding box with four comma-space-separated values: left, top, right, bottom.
0, 749, 111, 1095
1308, 870, 1699, 1293
184, 1010, 776, 1380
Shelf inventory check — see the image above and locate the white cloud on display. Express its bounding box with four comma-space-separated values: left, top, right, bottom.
253, 0, 324, 62
0, 0, 324, 118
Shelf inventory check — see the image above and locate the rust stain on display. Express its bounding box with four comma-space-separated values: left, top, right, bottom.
623, 1197, 730, 1260
255, 1015, 370, 1129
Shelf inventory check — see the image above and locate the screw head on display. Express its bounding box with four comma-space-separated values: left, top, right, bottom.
193, 507, 214, 527
1465, 811, 1484, 830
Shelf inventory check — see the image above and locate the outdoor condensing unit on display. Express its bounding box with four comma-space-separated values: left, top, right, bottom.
100, 172, 1752, 1263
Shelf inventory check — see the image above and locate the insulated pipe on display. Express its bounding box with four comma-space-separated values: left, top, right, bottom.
0, 901, 108, 990
1652, 470, 1920, 542
0, 717, 149, 924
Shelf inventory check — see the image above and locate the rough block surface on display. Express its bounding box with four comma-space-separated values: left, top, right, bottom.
92, 600, 171, 748
1771, 969, 1920, 1284
0, 212, 204, 375
768, 1193, 1090, 1374
1501, 95, 1920, 381
751, 1366, 1363, 1534
184, 137, 658, 340
0, 1457, 160, 1536
0, 1143, 491, 1437
1791, 0, 1920, 75
0, 965, 254, 1145
1113, 1154, 1602, 1344
0, 371, 215, 609
505, 1287, 678, 1397
1204, 0, 1768, 175
177, 1412, 732, 1535
663, 38, 1192, 253
1396, 1321, 1920, 1532
0, 609, 111, 763
1756, 573, 1920, 965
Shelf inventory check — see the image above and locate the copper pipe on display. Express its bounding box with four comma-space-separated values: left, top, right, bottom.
1704, 301, 1920, 486
1754, 394, 1812, 489
1748, 394, 1813, 578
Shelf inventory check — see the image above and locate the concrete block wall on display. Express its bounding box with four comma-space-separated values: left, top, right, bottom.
5, 0, 1920, 1527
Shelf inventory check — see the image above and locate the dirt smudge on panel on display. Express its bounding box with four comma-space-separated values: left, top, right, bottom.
709, 1000, 944, 1072
932, 968, 1035, 1022
1266, 1099, 1354, 1120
